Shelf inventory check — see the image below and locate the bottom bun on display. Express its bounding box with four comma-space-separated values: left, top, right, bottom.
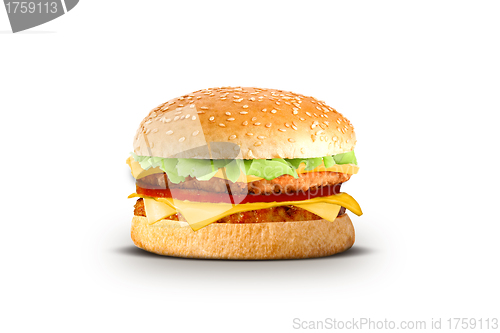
131, 214, 355, 260
131, 214, 354, 259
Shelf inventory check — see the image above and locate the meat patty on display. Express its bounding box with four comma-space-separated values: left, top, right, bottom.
136, 171, 351, 195
133, 198, 346, 223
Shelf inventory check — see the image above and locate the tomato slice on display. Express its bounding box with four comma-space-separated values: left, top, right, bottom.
136, 183, 342, 204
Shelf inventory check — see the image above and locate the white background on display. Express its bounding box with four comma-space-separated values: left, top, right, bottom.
1, 1, 499, 332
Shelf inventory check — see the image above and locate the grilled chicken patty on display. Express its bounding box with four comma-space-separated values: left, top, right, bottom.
136, 171, 351, 195
133, 198, 346, 223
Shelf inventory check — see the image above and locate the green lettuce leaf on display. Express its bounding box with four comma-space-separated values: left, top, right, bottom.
161, 158, 185, 183
129, 150, 356, 184
323, 156, 336, 168
333, 150, 357, 165
176, 158, 214, 178
245, 158, 298, 180
287, 157, 323, 171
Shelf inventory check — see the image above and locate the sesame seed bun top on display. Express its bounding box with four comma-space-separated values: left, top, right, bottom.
133, 87, 356, 159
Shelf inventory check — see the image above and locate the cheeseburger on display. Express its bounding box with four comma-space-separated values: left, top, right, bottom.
127, 87, 362, 259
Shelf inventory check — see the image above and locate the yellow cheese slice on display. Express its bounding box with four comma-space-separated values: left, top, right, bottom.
296, 162, 359, 175
127, 156, 358, 183
129, 192, 362, 231
126, 156, 163, 179
143, 197, 177, 224
294, 201, 341, 222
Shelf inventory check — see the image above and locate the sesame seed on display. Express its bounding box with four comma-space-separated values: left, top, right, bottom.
180, 115, 185, 120
175, 111, 182, 115
219, 123, 226, 127
166, 118, 172, 123
176, 108, 182, 111
234, 98, 243, 102
293, 103, 300, 108
209, 116, 215, 121
179, 137, 185, 142
192, 130, 199, 136
197, 96, 202, 99
254, 142, 262, 146
145, 129, 150, 134
265, 123, 272, 128
300, 117, 305, 121
279, 128, 286, 132
306, 112, 312, 117
293, 110, 298, 115
313, 113, 318, 117
311, 124, 317, 129
243, 105, 249, 109
145, 120, 152, 125
288, 138, 295, 143
233, 95, 240, 98
174, 116, 180, 121
166, 130, 173, 135
151, 128, 158, 133
292, 121, 298, 126
227, 118, 235, 121
246, 132, 254, 136
271, 109, 277, 114
192, 116, 197, 120
229, 134, 237, 140
261, 108, 267, 112
336, 119, 341, 124
249, 97, 255, 101
252, 117, 257, 121
242, 121, 248, 126
189, 104, 195, 108
316, 106, 321, 111
240, 111, 248, 115
292, 125, 298, 130
276, 101, 280, 105
197, 111, 205, 114
257, 135, 266, 139
254, 123, 261, 126
200, 106, 209, 110
225, 112, 231, 116
285, 123, 290, 128
220, 98, 227, 100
